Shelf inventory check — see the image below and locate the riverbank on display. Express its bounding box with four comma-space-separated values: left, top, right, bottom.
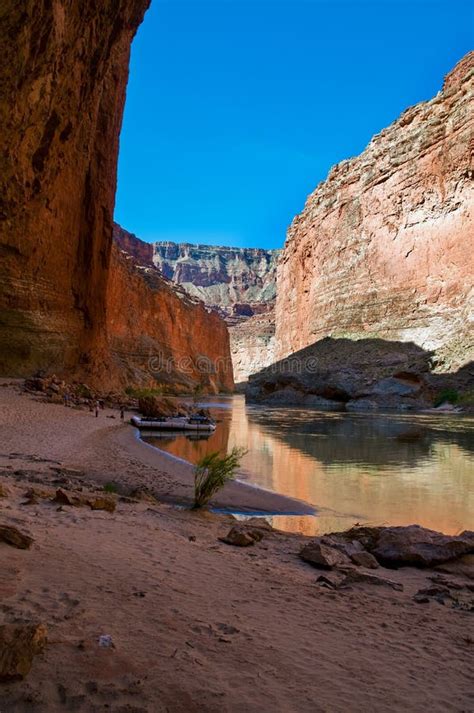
0, 381, 473, 712
0, 381, 314, 515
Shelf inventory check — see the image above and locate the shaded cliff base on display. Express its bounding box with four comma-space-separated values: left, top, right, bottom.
246, 337, 474, 411
1, 383, 473, 712
1, 244, 235, 397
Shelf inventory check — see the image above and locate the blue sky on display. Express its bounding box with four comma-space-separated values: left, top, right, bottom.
115, 0, 473, 249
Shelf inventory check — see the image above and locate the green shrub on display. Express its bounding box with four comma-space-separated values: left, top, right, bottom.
433, 389, 459, 407
103, 482, 118, 494
193, 447, 247, 509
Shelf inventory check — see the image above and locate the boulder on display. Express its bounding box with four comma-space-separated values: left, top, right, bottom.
413, 585, 453, 604
0, 624, 47, 682
0, 525, 33, 550
21, 491, 39, 506
340, 568, 403, 591
53, 488, 77, 506
350, 551, 379, 569
219, 525, 265, 547
333, 525, 474, 568
89, 497, 116, 513
52, 488, 116, 512
299, 541, 352, 569
321, 534, 365, 558
24, 377, 51, 393
0, 484, 9, 498
315, 572, 346, 589
435, 554, 474, 581
429, 574, 464, 590
220, 529, 256, 547
371, 376, 422, 397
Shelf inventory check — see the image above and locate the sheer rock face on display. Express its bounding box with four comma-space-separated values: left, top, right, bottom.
276, 53, 474, 372
108, 246, 234, 393
0, 2, 233, 392
151, 241, 280, 383
0, 0, 151, 380
150, 242, 280, 313
114, 226, 280, 382
228, 308, 277, 386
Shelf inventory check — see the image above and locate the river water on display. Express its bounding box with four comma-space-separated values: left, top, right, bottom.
142, 395, 474, 536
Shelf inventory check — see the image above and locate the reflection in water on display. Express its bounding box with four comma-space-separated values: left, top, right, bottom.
143, 396, 474, 536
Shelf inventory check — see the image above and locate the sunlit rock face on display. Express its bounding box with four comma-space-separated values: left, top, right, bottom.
0, 0, 151, 381
276, 52, 474, 372
114, 226, 280, 383
151, 242, 279, 311
227, 308, 277, 386
107, 245, 234, 393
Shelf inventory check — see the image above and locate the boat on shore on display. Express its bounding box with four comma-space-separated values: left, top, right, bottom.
131, 415, 216, 432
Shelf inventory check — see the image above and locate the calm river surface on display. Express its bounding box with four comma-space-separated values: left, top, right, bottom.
143, 396, 474, 536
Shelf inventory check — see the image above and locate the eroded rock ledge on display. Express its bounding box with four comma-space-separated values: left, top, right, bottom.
276, 52, 473, 372
246, 336, 473, 410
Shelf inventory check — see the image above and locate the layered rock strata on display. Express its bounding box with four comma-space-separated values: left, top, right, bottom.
114, 226, 280, 382
246, 335, 474, 410
276, 52, 474, 372
151, 241, 279, 313
108, 245, 233, 392
0, 1, 151, 378
246, 337, 439, 410
0, 2, 233, 392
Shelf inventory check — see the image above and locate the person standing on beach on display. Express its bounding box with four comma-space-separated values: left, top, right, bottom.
95, 400, 100, 418
120, 405, 125, 421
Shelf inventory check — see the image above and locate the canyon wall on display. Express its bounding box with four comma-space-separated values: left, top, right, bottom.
0, 2, 233, 392
114, 226, 280, 382
151, 242, 279, 314
0, 1, 151, 379
276, 52, 474, 372
227, 308, 277, 387
108, 245, 234, 392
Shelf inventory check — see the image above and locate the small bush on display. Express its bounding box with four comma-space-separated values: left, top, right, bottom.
193, 447, 247, 509
103, 482, 118, 494
433, 388, 459, 407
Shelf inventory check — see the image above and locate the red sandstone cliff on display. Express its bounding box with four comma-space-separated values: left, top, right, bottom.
108, 246, 233, 392
114, 224, 279, 382
0, 1, 151, 379
0, 2, 233, 392
276, 52, 474, 372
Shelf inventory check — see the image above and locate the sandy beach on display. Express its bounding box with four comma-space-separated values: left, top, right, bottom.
0, 381, 473, 712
